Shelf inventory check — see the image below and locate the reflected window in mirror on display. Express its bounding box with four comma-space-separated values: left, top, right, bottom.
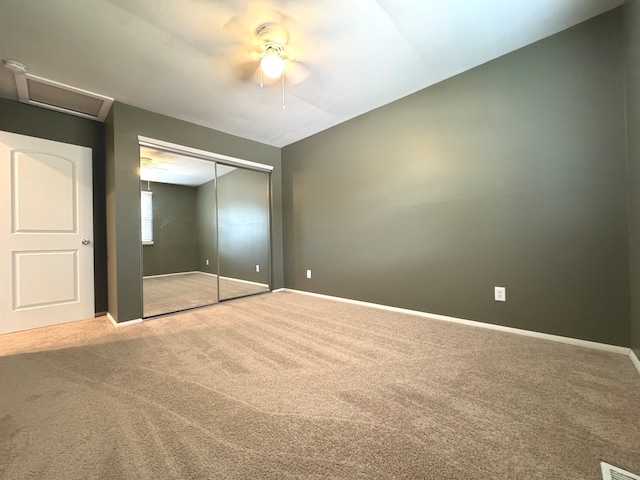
141, 190, 153, 245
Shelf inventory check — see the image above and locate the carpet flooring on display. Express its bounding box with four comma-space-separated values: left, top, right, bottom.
143, 272, 269, 317
1, 291, 639, 479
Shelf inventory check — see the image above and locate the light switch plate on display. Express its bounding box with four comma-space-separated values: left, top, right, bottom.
495, 286, 506, 302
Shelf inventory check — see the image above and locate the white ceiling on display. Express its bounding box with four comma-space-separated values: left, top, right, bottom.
0, 0, 623, 147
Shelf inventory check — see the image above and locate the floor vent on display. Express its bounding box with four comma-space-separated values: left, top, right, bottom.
601, 462, 640, 480
4, 60, 113, 122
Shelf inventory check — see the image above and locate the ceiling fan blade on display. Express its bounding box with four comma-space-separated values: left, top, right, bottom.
140, 159, 169, 171
222, 16, 249, 42
223, 2, 284, 39
285, 61, 311, 85
235, 61, 260, 82
278, 11, 303, 46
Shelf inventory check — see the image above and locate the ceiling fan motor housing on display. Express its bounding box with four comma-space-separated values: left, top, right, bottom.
256, 23, 287, 54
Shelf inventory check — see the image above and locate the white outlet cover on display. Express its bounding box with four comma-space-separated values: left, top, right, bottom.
256, 264, 260, 272
306, 269, 312, 279
495, 286, 506, 302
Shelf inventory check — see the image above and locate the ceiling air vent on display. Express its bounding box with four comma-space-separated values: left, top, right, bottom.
601, 462, 640, 480
4, 60, 113, 122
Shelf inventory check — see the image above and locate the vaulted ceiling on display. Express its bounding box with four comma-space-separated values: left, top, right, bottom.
0, 0, 623, 147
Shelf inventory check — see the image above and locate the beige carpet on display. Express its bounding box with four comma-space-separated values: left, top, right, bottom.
143, 272, 268, 317
1, 291, 639, 479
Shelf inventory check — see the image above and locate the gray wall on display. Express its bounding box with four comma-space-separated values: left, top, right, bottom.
626, 0, 640, 358
282, 10, 630, 346
106, 102, 282, 322
142, 181, 198, 276
217, 168, 270, 286
196, 178, 217, 275
0, 97, 108, 314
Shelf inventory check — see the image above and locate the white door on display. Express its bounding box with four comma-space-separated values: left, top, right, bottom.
0, 131, 94, 335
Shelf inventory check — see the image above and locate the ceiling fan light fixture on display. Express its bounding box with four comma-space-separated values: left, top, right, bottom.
260, 52, 284, 79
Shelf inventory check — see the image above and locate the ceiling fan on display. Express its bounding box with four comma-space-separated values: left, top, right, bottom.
140, 156, 168, 173
224, 8, 312, 107
255, 23, 290, 81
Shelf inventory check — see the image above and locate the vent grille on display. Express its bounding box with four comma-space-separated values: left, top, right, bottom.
13, 73, 112, 122
602, 462, 640, 480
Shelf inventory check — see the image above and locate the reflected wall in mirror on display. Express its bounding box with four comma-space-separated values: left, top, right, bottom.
217, 166, 271, 300
140, 147, 218, 317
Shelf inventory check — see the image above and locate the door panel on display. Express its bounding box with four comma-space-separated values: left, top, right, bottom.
12, 152, 76, 232
0, 131, 94, 335
13, 250, 78, 310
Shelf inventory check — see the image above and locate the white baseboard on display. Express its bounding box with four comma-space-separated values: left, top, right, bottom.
197, 271, 218, 278
630, 350, 640, 376
107, 312, 143, 328
143, 271, 201, 279
280, 289, 631, 356
219, 275, 269, 288
272, 288, 285, 293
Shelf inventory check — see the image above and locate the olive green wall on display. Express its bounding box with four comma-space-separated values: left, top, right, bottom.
217, 168, 271, 286
282, 10, 630, 346
196, 178, 218, 275
106, 102, 282, 322
142, 182, 198, 277
625, 0, 640, 358
0, 97, 108, 314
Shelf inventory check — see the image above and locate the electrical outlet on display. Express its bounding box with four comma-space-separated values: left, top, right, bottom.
306, 269, 312, 279
206, 259, 209, 266
495, 286, 506, 302
256, 264, 260, 272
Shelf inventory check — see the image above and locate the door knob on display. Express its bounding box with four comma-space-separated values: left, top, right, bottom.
82, 239, 91, 245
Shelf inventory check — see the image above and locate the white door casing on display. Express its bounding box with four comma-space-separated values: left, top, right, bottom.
0, 131, 94, 335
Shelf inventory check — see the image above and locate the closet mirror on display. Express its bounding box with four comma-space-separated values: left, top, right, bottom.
217, 165, 270, 301
140, 147, 219, 317
139, 145, 271, 318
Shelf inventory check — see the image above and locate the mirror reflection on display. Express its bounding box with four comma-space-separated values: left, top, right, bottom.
140, 146, 271, 318
140, 148, 219, 317
217, 165, 270, 300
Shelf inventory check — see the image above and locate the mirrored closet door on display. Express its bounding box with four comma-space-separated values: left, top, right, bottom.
217, 165, 270, 301
139, 145, 271, 318
140, 147, 219, 317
